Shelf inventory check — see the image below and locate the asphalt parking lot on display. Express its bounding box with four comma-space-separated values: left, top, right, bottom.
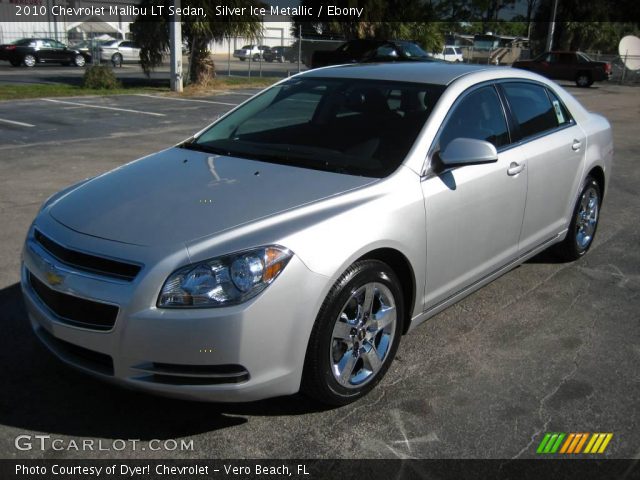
0, 81, 638, 460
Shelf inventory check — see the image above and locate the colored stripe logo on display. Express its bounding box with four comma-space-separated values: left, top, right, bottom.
537, 433, 613, 454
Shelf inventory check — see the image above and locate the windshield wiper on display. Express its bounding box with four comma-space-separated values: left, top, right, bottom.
179, 142, 231, 156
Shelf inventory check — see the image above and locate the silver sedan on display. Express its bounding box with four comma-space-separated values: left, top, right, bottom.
21, 63, 612, 405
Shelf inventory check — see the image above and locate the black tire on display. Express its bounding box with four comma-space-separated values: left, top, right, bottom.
239, 57, 246, 61
253, 54, 261, 61
301, 259, 404, 406
575, 71, 593, 88
111, 53, 123, 67
73, 54, 86, 67
554, 176, 601, 261
23, 54, 36, 67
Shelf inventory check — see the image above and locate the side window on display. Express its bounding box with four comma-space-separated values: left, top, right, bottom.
502, 83, 559, 139
445, 47, 455, 55
546, 89, 573, 127
375, 45, 398, 58
438, 86, 510, 152
558, 53, 575, 64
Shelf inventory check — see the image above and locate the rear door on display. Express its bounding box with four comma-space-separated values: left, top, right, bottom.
499, 81, 585, 254
421, 84, 528, 307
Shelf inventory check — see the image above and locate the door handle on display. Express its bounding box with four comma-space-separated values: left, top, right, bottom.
572, 139, 582, 151
507, 162, 525, 176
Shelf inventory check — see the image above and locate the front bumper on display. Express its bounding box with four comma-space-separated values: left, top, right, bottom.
21, 220, 328, 402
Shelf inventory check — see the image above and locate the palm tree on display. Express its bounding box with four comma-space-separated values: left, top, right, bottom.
131, 0, 264, 85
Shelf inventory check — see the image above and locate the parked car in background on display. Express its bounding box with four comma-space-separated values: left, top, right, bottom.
512, 51, 612, 87
0, 38, 89, 67
233, 45, 269, 61
99, 40, 140, 65
429, 45, 464, 62
263, 46, 296, 63
22, 63, 612, 406
311, 39, 435, 68
72, 39, 113, 62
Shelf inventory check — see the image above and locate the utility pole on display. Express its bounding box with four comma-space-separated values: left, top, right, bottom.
545, 0, 559, 51
169, 0, 183, 92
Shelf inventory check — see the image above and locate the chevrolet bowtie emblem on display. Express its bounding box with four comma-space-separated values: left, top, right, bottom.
44, 263, 64, 287
45, 271, 63, 286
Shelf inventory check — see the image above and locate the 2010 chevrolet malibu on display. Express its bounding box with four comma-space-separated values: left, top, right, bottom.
21, 63, 612, 405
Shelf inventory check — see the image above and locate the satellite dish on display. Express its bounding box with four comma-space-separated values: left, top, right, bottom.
618, 35, 640, 71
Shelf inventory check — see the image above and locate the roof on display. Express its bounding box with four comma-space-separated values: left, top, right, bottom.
300, 62, 502, 86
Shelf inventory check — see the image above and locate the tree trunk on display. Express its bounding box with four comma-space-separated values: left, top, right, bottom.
189, 35, 216, 86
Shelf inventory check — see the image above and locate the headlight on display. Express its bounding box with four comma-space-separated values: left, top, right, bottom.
158, 246, 292, 308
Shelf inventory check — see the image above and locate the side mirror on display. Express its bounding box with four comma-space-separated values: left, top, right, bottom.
440, 138, 498, 167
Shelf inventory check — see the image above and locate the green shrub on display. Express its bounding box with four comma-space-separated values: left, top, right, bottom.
83, 66, 121, 89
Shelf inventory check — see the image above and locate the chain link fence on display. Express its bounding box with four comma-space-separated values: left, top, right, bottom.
2, 24, 639, 86
210, 35, 345, 78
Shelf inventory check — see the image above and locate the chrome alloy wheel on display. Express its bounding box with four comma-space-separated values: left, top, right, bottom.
330, 282, 397, 388
576, 186, 599, 250
24, 54, 36, 67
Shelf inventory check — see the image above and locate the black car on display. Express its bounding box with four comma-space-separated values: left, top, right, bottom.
0, 38, 90, 67
263, 46, 296, 63
311, 39, 435, 69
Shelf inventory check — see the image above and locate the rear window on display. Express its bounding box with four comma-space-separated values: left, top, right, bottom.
502, 83, 558, 139
11, 39, 35, 46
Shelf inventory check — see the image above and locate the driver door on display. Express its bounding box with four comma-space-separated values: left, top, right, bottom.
421, 85, 528, 308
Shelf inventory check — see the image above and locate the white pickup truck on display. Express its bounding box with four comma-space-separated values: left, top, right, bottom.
430, 45, 464, 62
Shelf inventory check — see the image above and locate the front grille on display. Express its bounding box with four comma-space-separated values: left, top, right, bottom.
34, 229, 141, 281
37, 327, 114, 376
28, 271, 118, 331
133, 362, 250, 385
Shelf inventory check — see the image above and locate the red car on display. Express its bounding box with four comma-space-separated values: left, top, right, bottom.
512, 51, 612, 87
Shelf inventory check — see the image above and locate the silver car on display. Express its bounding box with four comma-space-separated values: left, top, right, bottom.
99, 40, 140, 65
21, 63, 612, 405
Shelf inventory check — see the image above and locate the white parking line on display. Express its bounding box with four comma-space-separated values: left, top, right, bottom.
134, 94, 239, 106
0, 118, 35, 127
42, 98, 166, 117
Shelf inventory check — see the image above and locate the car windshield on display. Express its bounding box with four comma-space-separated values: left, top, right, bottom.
188, 77, 444, 178
396, 41, 429, 58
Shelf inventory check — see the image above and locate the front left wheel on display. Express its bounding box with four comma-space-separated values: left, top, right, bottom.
302, 260, 404, 406
575, 72, 593, 87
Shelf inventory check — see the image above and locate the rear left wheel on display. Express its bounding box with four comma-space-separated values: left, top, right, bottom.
73, 55, 86, 67
23, 54, 36, 67
554, 176, 601, 261
302, 260, 403, 405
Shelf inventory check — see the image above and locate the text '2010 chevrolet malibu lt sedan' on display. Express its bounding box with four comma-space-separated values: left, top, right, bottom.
22, 63, 612, 405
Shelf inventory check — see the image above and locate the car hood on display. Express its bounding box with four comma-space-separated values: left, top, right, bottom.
48, 147, 376, 247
